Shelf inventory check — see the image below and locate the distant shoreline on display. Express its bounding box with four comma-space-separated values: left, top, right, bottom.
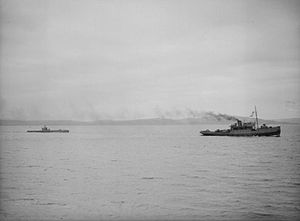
1, 118, 299, 126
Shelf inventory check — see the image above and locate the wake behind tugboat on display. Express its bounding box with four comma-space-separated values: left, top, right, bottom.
200, 107, 281, 137
27, 125, 69, 133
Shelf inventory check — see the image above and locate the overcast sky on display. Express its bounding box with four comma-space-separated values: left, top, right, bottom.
0, 0, 299, 120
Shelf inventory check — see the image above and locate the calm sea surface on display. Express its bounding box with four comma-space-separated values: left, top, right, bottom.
0, 124, 300, 220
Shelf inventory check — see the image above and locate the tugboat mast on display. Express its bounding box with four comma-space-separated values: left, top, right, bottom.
255, 105, 259, 130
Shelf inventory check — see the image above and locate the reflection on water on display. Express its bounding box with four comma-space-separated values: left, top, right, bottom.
0, 125, 300, 220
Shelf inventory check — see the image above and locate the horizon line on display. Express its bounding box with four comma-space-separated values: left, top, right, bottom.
1, 116, 298, 122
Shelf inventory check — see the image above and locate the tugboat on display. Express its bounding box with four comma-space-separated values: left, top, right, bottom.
27, 125, 69, 133
200, 107, 280, 137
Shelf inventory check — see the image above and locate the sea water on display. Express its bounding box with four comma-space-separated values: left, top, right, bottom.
0, 124, 299, 220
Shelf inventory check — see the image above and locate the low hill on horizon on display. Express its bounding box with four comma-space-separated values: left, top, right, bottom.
1, 117, 299, 126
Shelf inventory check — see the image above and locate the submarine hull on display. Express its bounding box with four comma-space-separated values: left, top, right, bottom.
27, 130, 69, 133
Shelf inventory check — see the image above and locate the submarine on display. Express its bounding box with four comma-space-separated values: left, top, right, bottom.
27, 125, 69, 133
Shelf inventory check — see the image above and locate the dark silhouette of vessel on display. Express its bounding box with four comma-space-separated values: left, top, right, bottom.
200, 107, 280, 137
27, 125, 69, 133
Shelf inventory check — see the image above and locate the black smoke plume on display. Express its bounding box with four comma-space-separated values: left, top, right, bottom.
204, 111, 239, 121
